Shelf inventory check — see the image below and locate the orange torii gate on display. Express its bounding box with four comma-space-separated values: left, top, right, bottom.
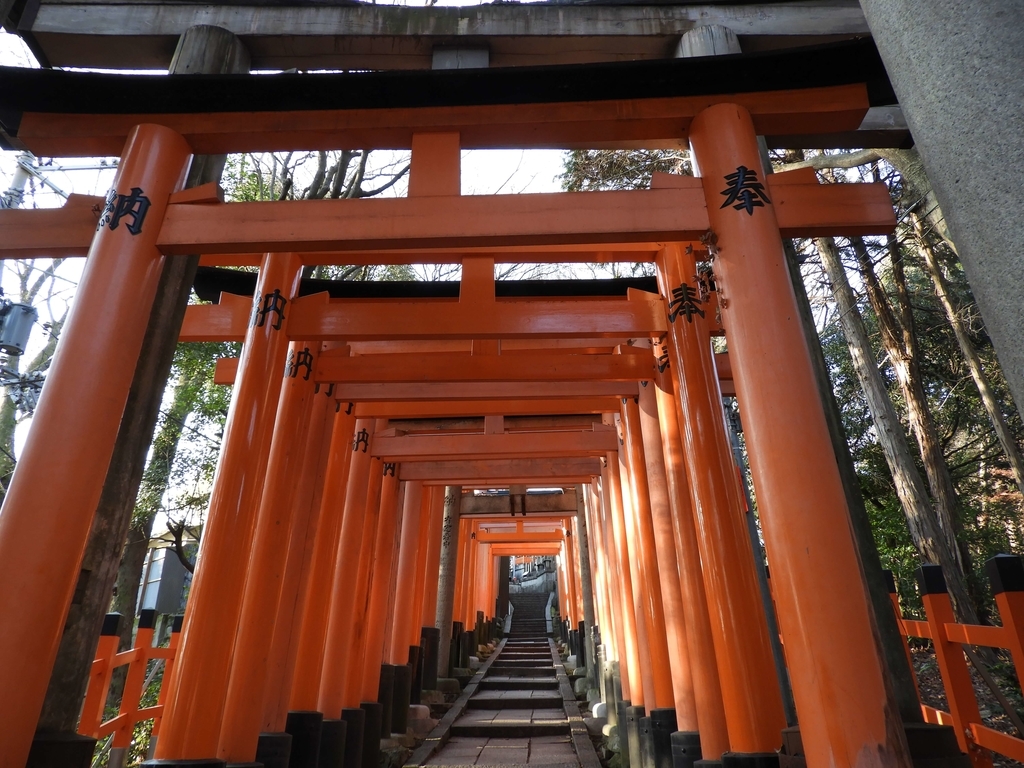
0, 54, 919, 768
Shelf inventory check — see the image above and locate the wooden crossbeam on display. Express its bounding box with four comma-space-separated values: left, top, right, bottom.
476, 530, 565, 543
0, 181, 893, 260
156, 188, 706, 255
398, 457, 601, 484
333, 381, 638, 402
373, 429, 617, 460
353, 399, 622, 418
294, 293, 667, 340
476, 517, 571, 530
12, 84, 869, 157
488, 544, 563, 556
314, 350, 654, 383
462, 495, 578, 516
387, 416, 600, 434
198, 245, 661, 268
653, 171, 897, 236
182, 291, 666, 343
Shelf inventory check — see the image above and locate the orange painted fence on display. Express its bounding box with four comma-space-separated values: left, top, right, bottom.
79, 610, 183, 750
888, 555, 1024, 767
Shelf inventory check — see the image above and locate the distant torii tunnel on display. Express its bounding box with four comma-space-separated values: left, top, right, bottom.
0, 41, 937, 768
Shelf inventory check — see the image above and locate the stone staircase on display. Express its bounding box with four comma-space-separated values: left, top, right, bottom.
508, 592, 551, 638
423, 600, 584, 767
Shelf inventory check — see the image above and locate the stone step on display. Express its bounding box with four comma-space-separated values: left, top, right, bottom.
503, 641, 549, 647
468, 696, 565, 710
479, 677, 560, 690
488, 666, 556, 677
451, 722, 571, 738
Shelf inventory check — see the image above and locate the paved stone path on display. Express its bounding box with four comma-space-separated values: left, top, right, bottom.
425, 638, 576, 767
411, 598, 600, 768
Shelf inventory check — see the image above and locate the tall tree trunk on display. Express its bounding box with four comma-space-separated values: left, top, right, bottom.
849, 237, 967, 576
816, 236, 977, 622
912, 216, 1024, 500
0, 311, 65, 498
876, 149, 956, 252
0, 365, 17, 494
435, 486, 462, 678
107, 375, 199, 703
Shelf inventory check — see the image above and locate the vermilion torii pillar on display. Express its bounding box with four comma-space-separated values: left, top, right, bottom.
635, 383, 699, 732
289, 404, 357, 710
0, 124, 192, 765
618, 398, 675, 710
688, 102, 912, 767
317, 417, 377, 714
389, 480, 425, 664
656, 242, 786, 757
651, 371, 729, 758
419, 486, 446, 642
260, 383, 337, 728
600, 452, 640, 707
358, 469, 403, 704
341, 440, 386, 707
157, 250, 303, 759
218, 340, 321, 761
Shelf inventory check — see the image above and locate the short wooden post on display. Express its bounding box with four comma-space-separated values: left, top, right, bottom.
917, 564, 991, 766
986, 555, 1024, 675
79, 614, 124, 738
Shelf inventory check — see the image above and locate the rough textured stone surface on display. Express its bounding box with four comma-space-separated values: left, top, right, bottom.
584, 717, 608, 736
860, 0, 1024, 413
420, 690, 445, 705
437, 678, 462, 695
410, 716, 438, 736
381, 741, 412, 768
409, 704, 432, 720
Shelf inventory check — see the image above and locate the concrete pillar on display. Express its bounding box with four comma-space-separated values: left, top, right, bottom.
858, 1, 1024, 413
435, 486, 462, 678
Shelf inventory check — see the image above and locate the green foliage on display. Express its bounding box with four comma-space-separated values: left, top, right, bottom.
561, 149, 689, 192
131, 341, 237, 531
222, 154, 265, 203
